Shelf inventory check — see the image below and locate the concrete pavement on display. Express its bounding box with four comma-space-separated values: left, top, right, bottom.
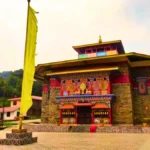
0, 129, 150, 150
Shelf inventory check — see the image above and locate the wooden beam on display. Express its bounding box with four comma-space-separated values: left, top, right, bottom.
44, 67, 119, 76
130, 60, 150, 67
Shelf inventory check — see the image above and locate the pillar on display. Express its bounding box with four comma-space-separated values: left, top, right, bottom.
109, 108, 112, 124
60, 109, 62, 124
41, 76, 49, 123
48, 77, 61, 123
75, 107, 78, 124
92, 109, 94, 124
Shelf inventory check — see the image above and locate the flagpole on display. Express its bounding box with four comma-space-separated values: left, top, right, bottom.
18, 0, 31, 130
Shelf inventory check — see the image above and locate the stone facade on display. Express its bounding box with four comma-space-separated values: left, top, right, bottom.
112, 84, 133, 124
111, 63, 134, 124
131, 67, 150, 124
48, 88, 60, 123
41, 64, 150, 125
41, 87, 60, 124
132, 88, 150, 124
41, 91, 49, 123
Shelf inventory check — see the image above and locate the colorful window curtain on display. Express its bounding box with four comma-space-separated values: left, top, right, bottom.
137, 77, 148, 95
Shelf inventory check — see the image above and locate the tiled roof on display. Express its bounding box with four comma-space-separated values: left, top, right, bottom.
0, 106, 19, 113
60, 105, 74, 109
92, 103, 109, 109
8, 96, 42, 101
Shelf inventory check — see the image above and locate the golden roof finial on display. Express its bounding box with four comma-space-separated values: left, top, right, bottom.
98, 35, 102, 43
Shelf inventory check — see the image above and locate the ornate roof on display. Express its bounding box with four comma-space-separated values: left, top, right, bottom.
35, 52, 150, 80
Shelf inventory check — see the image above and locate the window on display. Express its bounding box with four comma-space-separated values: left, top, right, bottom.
93, 49, 97, 53
1, 113, 3, 119
7, 112, 10, 117
17, 112, 20, 117
13, 101, 17, 105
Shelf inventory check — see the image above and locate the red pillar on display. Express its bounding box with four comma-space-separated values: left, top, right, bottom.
92, 109, 94, 124
108, 108, 112, 124
60, 109, 62, 124
107, 81, 111, 94
75, 107, 78, 124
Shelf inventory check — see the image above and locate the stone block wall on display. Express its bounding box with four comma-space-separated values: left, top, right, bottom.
112, 84, 133, 124
48, 88, 60, 123
41, 87, 60, 124
132, 88, 150, 123
131, 67, 150, 124
41, 75, 61, 124
111, 63, 134, 124
41, 91, 49, 123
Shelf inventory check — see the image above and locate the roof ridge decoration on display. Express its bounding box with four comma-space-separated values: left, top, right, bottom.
98, 35, 102, 43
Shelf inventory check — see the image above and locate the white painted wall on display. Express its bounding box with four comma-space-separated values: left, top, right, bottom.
0, 110, 20, 120
10, 100, 20, 107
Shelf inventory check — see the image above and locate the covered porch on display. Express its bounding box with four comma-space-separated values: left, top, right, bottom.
56, 94, 115, 125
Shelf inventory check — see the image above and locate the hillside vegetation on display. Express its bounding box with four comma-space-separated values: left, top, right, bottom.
0, 69, 42, 107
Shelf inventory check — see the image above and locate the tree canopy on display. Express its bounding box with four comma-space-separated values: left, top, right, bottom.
0, 69, 43, 107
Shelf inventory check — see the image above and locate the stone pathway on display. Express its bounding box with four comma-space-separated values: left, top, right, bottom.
0, 131, 150, 150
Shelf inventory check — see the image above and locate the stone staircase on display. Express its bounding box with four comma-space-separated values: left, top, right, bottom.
0, 129, 37, 145
68, 125, 90, 132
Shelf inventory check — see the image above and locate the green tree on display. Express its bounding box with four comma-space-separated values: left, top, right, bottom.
5, 75, 22, 98
0, 69, 42, 100
0, 76, 4, 96
32, 80, 42, 96
12, 69, 23, 78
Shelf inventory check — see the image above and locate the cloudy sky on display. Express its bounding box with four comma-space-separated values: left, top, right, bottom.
0, 0, 150, 72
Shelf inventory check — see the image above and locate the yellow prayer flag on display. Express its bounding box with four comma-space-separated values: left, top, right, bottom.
20, 6, 38, 116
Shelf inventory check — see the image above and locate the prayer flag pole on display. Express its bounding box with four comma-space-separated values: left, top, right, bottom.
0, 0, 38, 145
18, 0, 31, 130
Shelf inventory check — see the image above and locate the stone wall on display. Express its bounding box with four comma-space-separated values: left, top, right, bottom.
131, 67, 150, 124
111, 63, 134, 124
41, 75, 61, 124
48, 88, 60, 123
132, 88, 150, 123
112, 84, 133, 124
41, 87, 60, 124
41, 91, 49, 123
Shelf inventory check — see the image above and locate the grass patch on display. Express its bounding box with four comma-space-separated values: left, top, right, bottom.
3, 121, 18, 127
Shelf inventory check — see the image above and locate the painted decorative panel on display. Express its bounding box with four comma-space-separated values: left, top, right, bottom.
42, 84, 48, 93
87, 53, 96, 58
96, 52, 106, 57
60, 76, 110, 96
78, 54, 88, 59
137, 77, 148, 95
106, 50, 118, 55
50, 78, 60, 88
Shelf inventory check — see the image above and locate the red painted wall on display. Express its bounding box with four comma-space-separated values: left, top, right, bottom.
111, 74, 130, 84
50, 78, 60, 88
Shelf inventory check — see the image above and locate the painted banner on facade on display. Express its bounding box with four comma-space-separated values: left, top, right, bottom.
137, 77, 148, 95
60, 76, 110, 96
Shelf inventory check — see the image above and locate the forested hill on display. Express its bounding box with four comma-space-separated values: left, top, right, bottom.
0, 71, 12, 79
0, 69, 42, 101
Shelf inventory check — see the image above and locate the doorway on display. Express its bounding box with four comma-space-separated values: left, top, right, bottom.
77, 106, 92, 124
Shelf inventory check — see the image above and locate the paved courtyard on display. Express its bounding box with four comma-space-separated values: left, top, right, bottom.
0, 130, 150, 150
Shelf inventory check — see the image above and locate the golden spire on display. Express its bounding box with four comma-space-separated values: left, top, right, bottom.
98, 35, 102, 43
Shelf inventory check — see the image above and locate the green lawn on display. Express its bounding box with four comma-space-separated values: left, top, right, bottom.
2, 121, 18, 127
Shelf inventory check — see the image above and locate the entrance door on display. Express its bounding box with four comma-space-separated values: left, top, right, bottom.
77, 106, 92, 124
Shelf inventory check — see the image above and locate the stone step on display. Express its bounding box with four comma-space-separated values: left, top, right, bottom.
0, 137, 37, 145
69, 126, 90, 132
6, 132, 32, 139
